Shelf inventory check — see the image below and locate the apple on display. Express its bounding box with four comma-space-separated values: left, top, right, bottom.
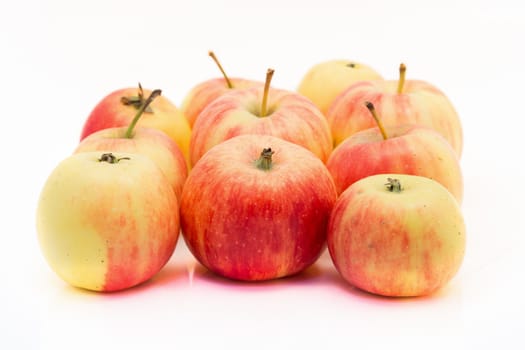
75, 89, 188, 202
297, 59, 383, 116
190, 68, 333, 167
326, 101, 463, 203
80, 83, 192, 166
36, 151, 180, 292
181, 51, 262, 127
326, 63, 463, 157
180, 134, 337, 281
327, 174, 466, 297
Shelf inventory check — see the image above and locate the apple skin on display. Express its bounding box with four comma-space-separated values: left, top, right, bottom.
80, 86, 192, 166
327, 174, 466, 297
75, 127, 188, 201
326, 80, 463, 157
326, 124, 463, 203
36, 151, 180, 292
297, 59, 383, 116
180, 135, 338, 281
75, 126, 188, 203
189, 86, 333, 167
181, 77, 262, 127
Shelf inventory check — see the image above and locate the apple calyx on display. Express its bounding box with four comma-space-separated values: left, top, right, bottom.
385, 178, 402, 192
209, 51, 233, 89
397, 63, 406, 94
346, 62, 356, 68
98, 153, 130, 164
259, 68, 275, 118
364, 101, 389, 140
121, 83, 156, 113
123, 89, 162, 139
255, 148, 275, 171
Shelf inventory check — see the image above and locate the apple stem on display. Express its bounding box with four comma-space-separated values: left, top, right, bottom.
364, 101, 388, 140
255, 148, 275, 171
385, 178, 402, 192
397, 63, 406, 94
209, 51, 233, 89
124, 89, 162, 139
98, 153, 130, 164
260, 68, 275, 117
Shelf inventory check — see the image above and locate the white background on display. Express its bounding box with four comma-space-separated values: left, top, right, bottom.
2, 0, 524, 349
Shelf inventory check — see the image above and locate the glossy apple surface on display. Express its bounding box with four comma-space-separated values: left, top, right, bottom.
326, 124, 463, 203
36, 152, 179, 292
189, 86, 333, 166
180, 135, 337, 281
327, 174, 466, 297
297, 59, 383, 115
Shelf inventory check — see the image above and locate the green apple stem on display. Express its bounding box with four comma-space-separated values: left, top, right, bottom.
255, 148, 275, 171
364, 101, 389, 140
260, 68, 275, 117
385, 178, 402, 192
124, 89, 162, 139
209, 51, 233, 89
98, 153, 130, 164
397, 63, 406, 94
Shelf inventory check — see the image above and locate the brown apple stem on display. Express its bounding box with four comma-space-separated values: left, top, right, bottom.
255, 148, 275, 171
397, 63, 406, 94
260, 68, 275, 117
124, 89, 162, 139
364, 101, 388, 140
209, 51, 233, 89
98, 153, 130, 164
385, 178, 402, 192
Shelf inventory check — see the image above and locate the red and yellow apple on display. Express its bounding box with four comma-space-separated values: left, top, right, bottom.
80, 83, 192, 166
180, 134, 338, 281
181, 51, 262, 127
326, 102, 463, 203
190, 69, 333, 166
326, 63, 463, 157
327, 174, 466, 297
297, 59, 383, 115
36, 151, 179, 292
75, 90, 188, 202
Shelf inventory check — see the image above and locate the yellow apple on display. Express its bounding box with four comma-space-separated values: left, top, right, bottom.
297, 59, 383, 116
36, 151, 179, 292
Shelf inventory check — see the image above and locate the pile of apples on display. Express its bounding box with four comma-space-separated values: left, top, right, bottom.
36, 52, 466, 297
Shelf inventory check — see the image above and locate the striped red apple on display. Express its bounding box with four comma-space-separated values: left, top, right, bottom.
328, 174, 466, 297
181, 51, 262, 127
180, 134, 337, 281
80, 83, 192, 166
326, 63, 463, 157
190, 68, 333, 166
326, 102, 463, 203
